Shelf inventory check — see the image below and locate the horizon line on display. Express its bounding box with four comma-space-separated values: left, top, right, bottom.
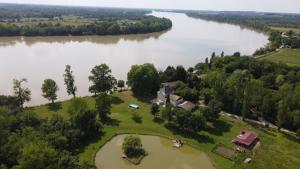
0, 2, 299, 15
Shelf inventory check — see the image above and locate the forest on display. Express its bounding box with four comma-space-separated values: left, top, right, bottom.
154, 52, 300, 132
0, 97, 98, 169
186, 11, 300, 32
0, 4, 172, 36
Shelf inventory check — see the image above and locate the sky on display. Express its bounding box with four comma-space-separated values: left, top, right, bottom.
0, 0, 299, 13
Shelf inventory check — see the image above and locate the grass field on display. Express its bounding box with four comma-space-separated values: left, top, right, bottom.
31, 91, 300, 169
271, 27, 300, 34
259, 48, 300, 66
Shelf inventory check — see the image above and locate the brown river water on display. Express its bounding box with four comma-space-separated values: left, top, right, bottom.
95, 135, 216, 169
0, 12, 268, 106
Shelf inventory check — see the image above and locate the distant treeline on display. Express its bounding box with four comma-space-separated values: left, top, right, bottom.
0, 3, 150, 20
0, 4, 172, 36
186, 11, 300, 32
0, 17, 172, 36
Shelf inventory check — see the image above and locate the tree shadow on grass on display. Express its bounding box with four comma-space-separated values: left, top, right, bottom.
153, 117, 164, 124
134, 94, 156, 104
205, 119, 232, 136
132, 115, 142, 124
76, 130, 106, 154
111, 96, 124, 105
104, 117, 120, 126
47, 102, 62, 112
165, 124, 215, 144
259, 127, 277, 137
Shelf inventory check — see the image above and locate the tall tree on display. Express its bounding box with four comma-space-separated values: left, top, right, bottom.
277, 83, 293, 130
190, 111, 206, 132
175, 65, 188, 82
261, 93, 276, 120
211, 52, 216, 58
204, 70, 227, 100
162, 103, 172, 122
95, 92, 112, 122
41, 79, 59, 104
150, 103, 160, 117
88, 64, 116, 95
68, 98, 99, 136
161, 66, 177, 82
127, 63, 160, 96
117, 80, 125, 91
207, 99, 223, 122
221, 51, 224, 57
277, 100, 288, 130
12, 78, 31, 108
63, 65, 77, 97
226, 70, 251, 115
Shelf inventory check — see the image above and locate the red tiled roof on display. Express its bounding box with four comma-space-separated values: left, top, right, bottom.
232, 131, 257, 146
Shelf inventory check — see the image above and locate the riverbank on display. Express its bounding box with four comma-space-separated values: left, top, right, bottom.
0, 4, 172, 37
31, 91, 300, 169
0, 16, 172, 37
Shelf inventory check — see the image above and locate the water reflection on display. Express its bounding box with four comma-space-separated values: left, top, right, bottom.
0, 30, 168, 47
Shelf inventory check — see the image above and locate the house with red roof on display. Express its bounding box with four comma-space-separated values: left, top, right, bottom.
232, 131, 258, 148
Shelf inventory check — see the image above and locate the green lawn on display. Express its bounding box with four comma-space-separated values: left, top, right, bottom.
259, 48, 300, 66
31, 91, 300, 169
271, 27, 300, 34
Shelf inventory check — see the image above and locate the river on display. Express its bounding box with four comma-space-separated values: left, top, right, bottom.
0, 12, 268, 106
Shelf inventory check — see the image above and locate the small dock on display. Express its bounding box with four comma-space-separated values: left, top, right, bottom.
172, 139, 183, 148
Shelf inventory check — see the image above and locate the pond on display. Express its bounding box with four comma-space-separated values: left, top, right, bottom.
95, 135, 215, 169
0, 12, 268, 106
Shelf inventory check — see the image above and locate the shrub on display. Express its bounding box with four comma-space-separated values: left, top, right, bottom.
132, 112, 142, 123
122, 135, 144, 157
150, 104, 159, 116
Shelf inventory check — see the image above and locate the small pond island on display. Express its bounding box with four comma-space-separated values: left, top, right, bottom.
95, 134, 215, 169
122, 135, 147, 165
